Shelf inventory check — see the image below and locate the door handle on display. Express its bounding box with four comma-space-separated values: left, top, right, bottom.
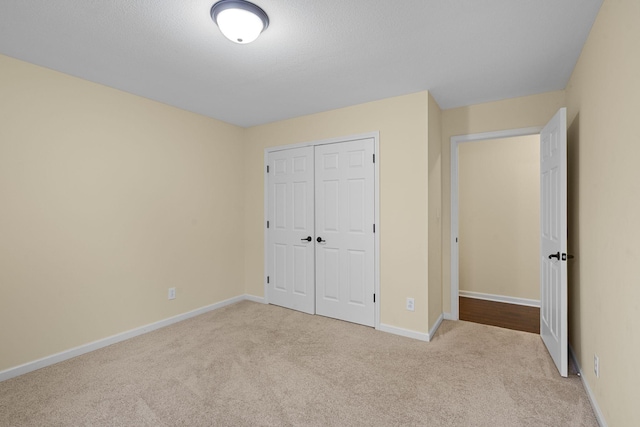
549, 252, 575, 261
316, 237, 326, 243
301, 236, 312, 242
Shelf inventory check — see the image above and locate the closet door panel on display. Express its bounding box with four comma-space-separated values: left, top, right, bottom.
266, 147, 315, 314
315, 139, 375, 326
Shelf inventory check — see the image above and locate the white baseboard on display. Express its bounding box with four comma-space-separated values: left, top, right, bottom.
428, 314, 444, 338
0, 294, 257, 383
378, 323, 431, 342
1, 297, 463, 383
244, 294, 266, 304
443, 312, 455, 320
569, 346, 608, 427
459, 290, 540, 308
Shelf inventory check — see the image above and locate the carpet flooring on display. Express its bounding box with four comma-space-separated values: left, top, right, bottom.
0, 301, 597, 426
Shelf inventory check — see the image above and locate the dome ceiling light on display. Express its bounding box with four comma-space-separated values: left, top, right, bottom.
210, 0, 269, 44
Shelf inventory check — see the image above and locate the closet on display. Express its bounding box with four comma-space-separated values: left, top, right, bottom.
266, 137, 376, 326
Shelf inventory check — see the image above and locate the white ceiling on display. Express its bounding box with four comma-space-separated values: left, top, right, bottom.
0, 0, 602, 128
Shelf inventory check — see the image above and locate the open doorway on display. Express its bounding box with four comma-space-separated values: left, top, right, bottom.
458, 135, 540, 333
450, 127, 542, 333
450, 110, 569, 375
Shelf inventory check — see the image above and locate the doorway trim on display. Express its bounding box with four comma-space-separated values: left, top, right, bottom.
264, 132, 381, 330
449, 127, 542, 320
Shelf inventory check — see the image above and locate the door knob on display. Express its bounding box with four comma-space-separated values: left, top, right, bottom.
301, 236, 312, 242
548, 252, 560, 260
316, 237, 325, 243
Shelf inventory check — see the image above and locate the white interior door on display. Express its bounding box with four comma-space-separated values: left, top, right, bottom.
315, 139, 375, 327
540, 108, 568, 377
266, 147, 315, 314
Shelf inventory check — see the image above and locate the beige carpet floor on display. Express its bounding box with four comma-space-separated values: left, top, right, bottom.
0, 301, 597, 426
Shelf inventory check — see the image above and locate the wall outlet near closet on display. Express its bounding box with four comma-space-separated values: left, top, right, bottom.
406, 297, 415, 311
168, 287, 176, 300
594, 354, 600, 378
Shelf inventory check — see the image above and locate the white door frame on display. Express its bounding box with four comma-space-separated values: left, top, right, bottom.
449, 127, 542, 320
264, 132, 381, 330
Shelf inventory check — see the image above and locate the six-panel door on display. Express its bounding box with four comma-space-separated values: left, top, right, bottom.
266, 138, 376, 327
267, 146, 315, 314
540, 108, 568, 377
315, 139, 375, 327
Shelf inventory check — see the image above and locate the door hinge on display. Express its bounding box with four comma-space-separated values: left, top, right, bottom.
267, 165, 270, 173
267, 220, 269, 228
373, 293, 376, 303
267, 276, 270, 284
373, 154, 375, 163
456, 237, 458, 243
373, 224, 376, 233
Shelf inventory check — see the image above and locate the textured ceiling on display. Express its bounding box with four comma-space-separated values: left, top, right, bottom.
0, 0, 602, 127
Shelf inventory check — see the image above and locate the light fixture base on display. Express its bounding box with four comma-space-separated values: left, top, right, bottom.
211, 0, 269, 44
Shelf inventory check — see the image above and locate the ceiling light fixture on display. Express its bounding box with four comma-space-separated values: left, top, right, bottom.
210, 0, 269, 44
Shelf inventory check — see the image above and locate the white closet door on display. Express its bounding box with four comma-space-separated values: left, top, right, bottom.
266, 147, 315, 314
315, 138, 375, 327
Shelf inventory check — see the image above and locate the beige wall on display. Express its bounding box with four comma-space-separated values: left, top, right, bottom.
427, 94, 442, 330
458, 136, 539, 300
442, 90, 565, 314
565, 0, 640, 424
0, 57, 438, 372
244, 92, 432, 333
0, 55, 245, 372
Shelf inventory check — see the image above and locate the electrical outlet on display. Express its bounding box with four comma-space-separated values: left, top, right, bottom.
406, 297, 415, 311
168, 287, 176, 300
594, 354, 599, 378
